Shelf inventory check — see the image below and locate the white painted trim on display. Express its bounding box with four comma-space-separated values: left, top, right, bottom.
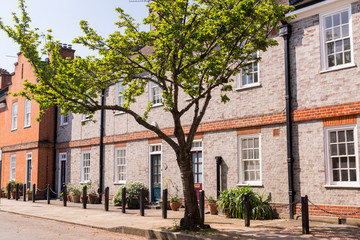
9, 154, 16, 181
237, 133, 262, 186
25, 152, 32, 190
191, 140, 205, 191
58, 152, 67, 198
319, 5, 354, 71
286, 0, 356, 21
114, 147, 127, 184
148, 143, 162, 203
323, 124, 359, 187
81, 150, 91, 183
236, 52, 260, 90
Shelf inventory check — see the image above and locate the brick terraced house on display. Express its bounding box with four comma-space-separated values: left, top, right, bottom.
2, 0, 359, 222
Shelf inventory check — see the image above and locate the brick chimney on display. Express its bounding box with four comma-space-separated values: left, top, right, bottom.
0, 68, 11, 89
59, 43, 75, 60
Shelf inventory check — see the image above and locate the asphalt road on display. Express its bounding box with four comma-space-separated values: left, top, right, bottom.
0, 212, 148, 240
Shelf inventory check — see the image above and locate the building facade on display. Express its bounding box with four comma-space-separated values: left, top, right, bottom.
25, 0, 360, 221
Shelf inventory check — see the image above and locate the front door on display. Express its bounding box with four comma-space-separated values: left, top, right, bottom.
26, 159, 32, 189
192, 151, 203, 201
151, 154, 161, 202
60, 160, 66, 190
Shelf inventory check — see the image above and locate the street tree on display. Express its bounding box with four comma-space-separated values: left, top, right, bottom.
1, 0, 291, 230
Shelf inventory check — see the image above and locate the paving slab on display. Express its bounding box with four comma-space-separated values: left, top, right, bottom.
0, 198, 359, 239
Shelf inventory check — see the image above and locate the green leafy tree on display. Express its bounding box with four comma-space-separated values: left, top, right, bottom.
1, 0, 291, 230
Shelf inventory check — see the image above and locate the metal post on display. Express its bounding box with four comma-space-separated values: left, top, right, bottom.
301, 195, 309, 234
140, 188, 144, 216
199, 190, 205, 225
244, 193, 250, 227
47, 184, 50, 204
104, 187, 109, 211
62, 185, 67, 207
82, 185, 87, 209
15, 183, 19, 200
23, 184, 26, 201
122, 187, 126, 213
32, 184, 35, 202
162, 188, 167, 219
6, 183, 10, 199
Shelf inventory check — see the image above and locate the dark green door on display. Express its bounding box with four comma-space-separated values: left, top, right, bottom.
151, 154, 161, 202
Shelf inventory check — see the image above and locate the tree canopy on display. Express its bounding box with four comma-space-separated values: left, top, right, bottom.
1, 0, 292, 230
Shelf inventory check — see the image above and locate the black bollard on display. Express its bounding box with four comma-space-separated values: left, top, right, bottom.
244, 193, 250, 227
23, 184, 26, 201
7, 183, 10, 199
199, 190, 205, 225
32, 184, 35, 202
47, 184, 50, 204
104, 187, 109, 211
162, 189, 168, 219
82, 185, 87, 209
301, 195, 309, 234
15, 184, 19, 201
62, 185, 67, 207
122, 187, 126, 213
140, 188, 144, 216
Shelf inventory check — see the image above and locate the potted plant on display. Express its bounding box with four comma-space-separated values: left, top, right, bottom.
207, 196, 218, 215
26, 189, 33, 200
6, 181, 16, 199
113, 182, 149, 209
1, 188, 6, 198
170, 195, 181, 211
66, 183, 82, 203
85, 180, 98, 204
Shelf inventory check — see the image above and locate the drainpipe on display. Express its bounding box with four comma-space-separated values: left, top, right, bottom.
99, 89, 105, 203
215, 156, 222, 199
53, 106, 58, 195
279, 23, 295, 219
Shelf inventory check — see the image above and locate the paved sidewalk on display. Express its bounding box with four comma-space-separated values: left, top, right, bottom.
0, 198, 359, 239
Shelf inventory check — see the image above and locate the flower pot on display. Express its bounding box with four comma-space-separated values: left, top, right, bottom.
27, 193, 32, 201
88, 194, 97, 204
208, 203, 218, 215
170, 201, 181, 211
71, 194, 81, 203
12, 190, 16, 199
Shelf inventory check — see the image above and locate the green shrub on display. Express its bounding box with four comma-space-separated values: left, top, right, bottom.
218, 186, 272, 220
170, 195, 179, 202
113, 182, 149, 209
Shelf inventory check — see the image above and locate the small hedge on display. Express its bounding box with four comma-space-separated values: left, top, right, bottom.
113, 182, 149, 209
218, 186, 272, 220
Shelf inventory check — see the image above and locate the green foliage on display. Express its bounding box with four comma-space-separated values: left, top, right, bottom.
208, 196, 216, 204
6, 181, 23, 192
83, 180, 98, 195
170, 195, 180, 202
218, 186, 272, 220
66, 183, 82, 195
113, 182, 149, 208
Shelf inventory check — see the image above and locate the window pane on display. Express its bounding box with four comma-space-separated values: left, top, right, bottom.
333, 170, 340, 181
333, 14, 340, 26
248, 150, 254, 159
342, 25, 349, 37
256, 171, 260, 181
244, 161, 250, 170
330, 144, 337, 156
254, 149, 259, 159
349, 157, 356, 168
350, 170, 357, 181
341, 11, 348, 24
249, 161, 255, 170
332, 157, 339, 168
341, 170, 348, 181
336, 53, 343, 65
248, 139, 254, 148
330, 132, 337, 143
242, 139, 248, 148
255, 161, 260, 170
328, 55, 335, 67
327, 43, 334, 54
245, 172, 250, 181
335, 41, 342, 52
333, 27, 340, 39
344, 51, 351, 64
325, 16, 332, 28
198, 174, 202, 183
248, 74, 253, 84
250, 171, 255, 181
338, 143, 346, 155
254, 73, 258, 83
325, 29, 333, 41
347, 143, 354, 155
340, 157, 347, 168
346, 130, 353, 141
254, 138, 259, 148
242, 150, 247, 159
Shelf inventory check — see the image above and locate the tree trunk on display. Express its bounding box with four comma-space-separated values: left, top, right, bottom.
178, 152, 202, 230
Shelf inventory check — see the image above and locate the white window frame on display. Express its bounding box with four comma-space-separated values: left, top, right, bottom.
10, 154, 16, 181
191, 140, 204, 185
24, 99, 31, 128
236, 52, 260, 90
11, 102, 18, 131
149, 82, 162, 107
59, 110, 68, 126
237, 134, 262, 186
82, 114, 90, 122
324, 124, 360, 187
115, 80, 128, 115
320, 5, 354, 72
114, 147, 126, 184
81, 151, 91, 183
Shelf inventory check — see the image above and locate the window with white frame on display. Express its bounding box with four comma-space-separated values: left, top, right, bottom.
82, 114, 90, 122
150, 82, 162, 105
321, 7, 352, 70
81, 151, 91, 183
238, 134, 261, 185
60, 109, 68, 126
117, 81, 128, 108
11, 102, 18, 130
191, 140, 203, 184
10, 154, 16, 181
325, 125, 359, 187
115, 148, 126, 183
238, 52, 259, 88
24, 99, 31, 127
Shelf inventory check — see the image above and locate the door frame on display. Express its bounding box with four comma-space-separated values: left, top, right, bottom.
191, 139, 204, 199
58, 152, 67, 198
25, 152, 32, 190
148, 144, 162, 203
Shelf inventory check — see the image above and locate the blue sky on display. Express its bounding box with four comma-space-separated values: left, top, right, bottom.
0, 0, 150, 72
